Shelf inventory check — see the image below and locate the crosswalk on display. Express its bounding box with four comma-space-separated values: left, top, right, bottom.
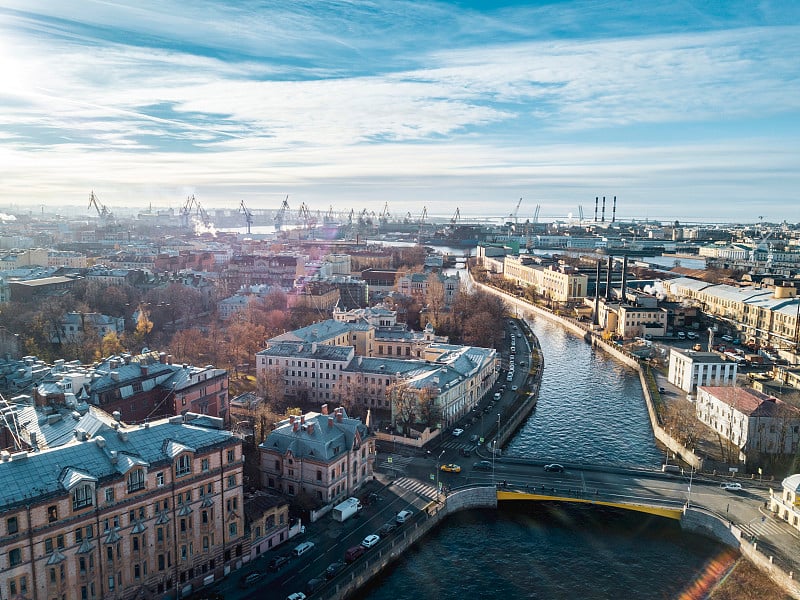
740, 515, 791, 540
377, 454, 414, 471
392, 477, 438, 501
439, 439, 480, 450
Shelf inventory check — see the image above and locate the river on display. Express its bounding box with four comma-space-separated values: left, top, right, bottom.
357, 310, 729, 599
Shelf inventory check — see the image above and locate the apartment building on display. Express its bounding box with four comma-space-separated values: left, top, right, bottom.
503, 255, 588, 303
695, 386, 800, 462
769, 474, 800, 532
667, 348, 737, 393
259, 405, 374, 504
0, 412, 244, 600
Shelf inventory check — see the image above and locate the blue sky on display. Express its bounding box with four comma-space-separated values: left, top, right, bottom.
1, 0, 799, 223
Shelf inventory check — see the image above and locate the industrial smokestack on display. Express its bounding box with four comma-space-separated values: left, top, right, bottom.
612, 196, 617, 224
593, 259, 601, 325
621, 255, 628, 300
594, 196, 598, 222
605, 255, 613, 300
601, 197, 606, 223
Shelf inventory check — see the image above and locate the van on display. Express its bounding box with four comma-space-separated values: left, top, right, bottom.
396, 510, 413, 524
292, 541, 315, 557
493, 392, 501, 401
344, 545, 366, 563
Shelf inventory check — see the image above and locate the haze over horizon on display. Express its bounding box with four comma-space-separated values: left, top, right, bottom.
2, 1, 799, 223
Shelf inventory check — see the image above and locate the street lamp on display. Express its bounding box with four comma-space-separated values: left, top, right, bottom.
435, 450, 445, 502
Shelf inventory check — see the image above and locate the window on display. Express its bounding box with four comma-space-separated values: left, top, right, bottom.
72, 484, 93, 510
227, 449, 235, 463
75, 527, 83, 543
229, 522, 238, 537
127, 469, 145, 493
176, 455, 191, 477
48, 505, 58, 523
9, 547, 22, 566
7, 516, 18, 535
105, 488, 114, 503
201, 458, 209, 472
227, 474, 236, 489
156, 472, 164, 487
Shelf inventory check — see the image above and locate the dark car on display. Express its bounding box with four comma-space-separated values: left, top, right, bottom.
459, 447, 472, 457
238, 572, 263, 588
378, 521, 398, 536
473, 460, 492, 471
326, 560, 345, 580
306, 577, 325, 593
544, 463, 565, 473
267, 554, 290, 572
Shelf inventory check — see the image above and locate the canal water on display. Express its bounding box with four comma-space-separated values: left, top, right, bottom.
359, 311, 730, 599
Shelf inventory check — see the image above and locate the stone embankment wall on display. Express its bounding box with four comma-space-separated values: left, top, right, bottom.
319, 486, 496, 600
682, 508, 800, 599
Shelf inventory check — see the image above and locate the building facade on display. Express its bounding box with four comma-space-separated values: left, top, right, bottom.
0, 412, 244, 600
259, 406, 374, 505
667, 348, 738, 393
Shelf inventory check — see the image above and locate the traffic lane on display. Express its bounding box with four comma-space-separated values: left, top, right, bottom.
268, 488, 423, 596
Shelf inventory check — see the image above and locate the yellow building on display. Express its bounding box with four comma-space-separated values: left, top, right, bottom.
503, 256, 588, 303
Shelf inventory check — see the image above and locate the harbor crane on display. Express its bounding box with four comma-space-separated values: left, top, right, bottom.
274, 195, 290, 231
88, 191, 114, 223
450, 207, 461, 227
379, 203, 390, 227
239, 200, 253, 234
180, 195, 198, 229
533, 204, 541, 224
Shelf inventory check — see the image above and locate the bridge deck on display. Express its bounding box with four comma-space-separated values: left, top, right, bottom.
496, 490, 684, 520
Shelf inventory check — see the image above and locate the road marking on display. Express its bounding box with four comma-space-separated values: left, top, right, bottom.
393, 477, 438, 500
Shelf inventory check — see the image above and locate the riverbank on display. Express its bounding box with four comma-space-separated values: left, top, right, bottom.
472, 277, 800, 599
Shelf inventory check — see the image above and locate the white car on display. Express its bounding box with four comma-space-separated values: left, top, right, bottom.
288, 594, 307, 600
452, 428, 464, 437
720, 482, 743, 491
361, 534, 381, 548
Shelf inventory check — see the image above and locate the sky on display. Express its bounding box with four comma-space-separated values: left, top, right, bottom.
1, 0, 799, 223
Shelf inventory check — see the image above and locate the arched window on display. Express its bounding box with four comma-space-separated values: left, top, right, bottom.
127, 469, 145, 493
72, 484, 94, 510
175, 455, 192, 477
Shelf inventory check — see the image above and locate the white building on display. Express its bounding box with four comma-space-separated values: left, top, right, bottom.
769, 474, 800, 531
667, 348, 737, 393
696, 386, 800, 462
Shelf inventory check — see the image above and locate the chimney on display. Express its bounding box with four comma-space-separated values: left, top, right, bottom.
593, 259, 601, 326
112, 410, 121, 422
321, 403, 329, 415
111, 371, 119, 382
307, 423, 314, 435
300, 415, 305, 425
601, 196, 606, 223
620, 255, 628, 299
159, 352, 167, 364
336, 410, 343, 423
293, 421, 299, 432
141, 365, 149, 377
290, 415, 295, 425
612, 196, 617, 223
594, 196, 598, 222
328, 416, 334, 428
605, 256, 613, 301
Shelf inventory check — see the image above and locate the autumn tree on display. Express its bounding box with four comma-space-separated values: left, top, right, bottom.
168, 328, 208, 364
98, 331, 126, 359
425, 273, 446, 328
257, 366, 286, 409
386, 380, 439, 434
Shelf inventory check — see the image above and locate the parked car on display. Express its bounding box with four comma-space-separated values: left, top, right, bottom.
440, 463, 461, 473
306, 577, 325, 593
238, 572, 263, 588
511, 385, 518, 391
677, 331, 686, 339
267, 555, 290, 572
452, 428, 464, 437
544, 463, 565, 473
361, 534, 381, 548
473, 460, 492, 471
459, 447, 472, 457
721, 482, 743, 491
287, 594, 307, 600
469, 434, 479, 442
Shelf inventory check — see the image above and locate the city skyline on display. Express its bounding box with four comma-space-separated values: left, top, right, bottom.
1, 1, 800, 222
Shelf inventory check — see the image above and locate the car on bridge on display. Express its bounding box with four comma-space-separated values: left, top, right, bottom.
378, 521, 398, 535
544, 463, 565, 473
325, 561, 345, 579
287, 594, 307, 600
473, 460, 492, 471
441, 463, 461, 473
361, 534, 381, 548
720, 482, 743, 491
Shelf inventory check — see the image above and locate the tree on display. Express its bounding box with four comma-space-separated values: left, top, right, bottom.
425, 273, 446, 328
168, 328, 208, 364
386, 380, 439, 435
98, 331, 125, 358
257, 366, 286, 409
133, 306, 154, 345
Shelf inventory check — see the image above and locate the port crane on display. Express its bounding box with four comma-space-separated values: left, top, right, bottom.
239, 200, 253, 234
274, 196, 290, 231
450, 207, 461, 227
88, 191, 114, 223
379, 203, 390, 227
180, 195, 198, 229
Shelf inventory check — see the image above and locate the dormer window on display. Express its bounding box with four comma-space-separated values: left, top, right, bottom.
72, 484, 94, 511
175, 455, 191, 477
127, 469, 145, 493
